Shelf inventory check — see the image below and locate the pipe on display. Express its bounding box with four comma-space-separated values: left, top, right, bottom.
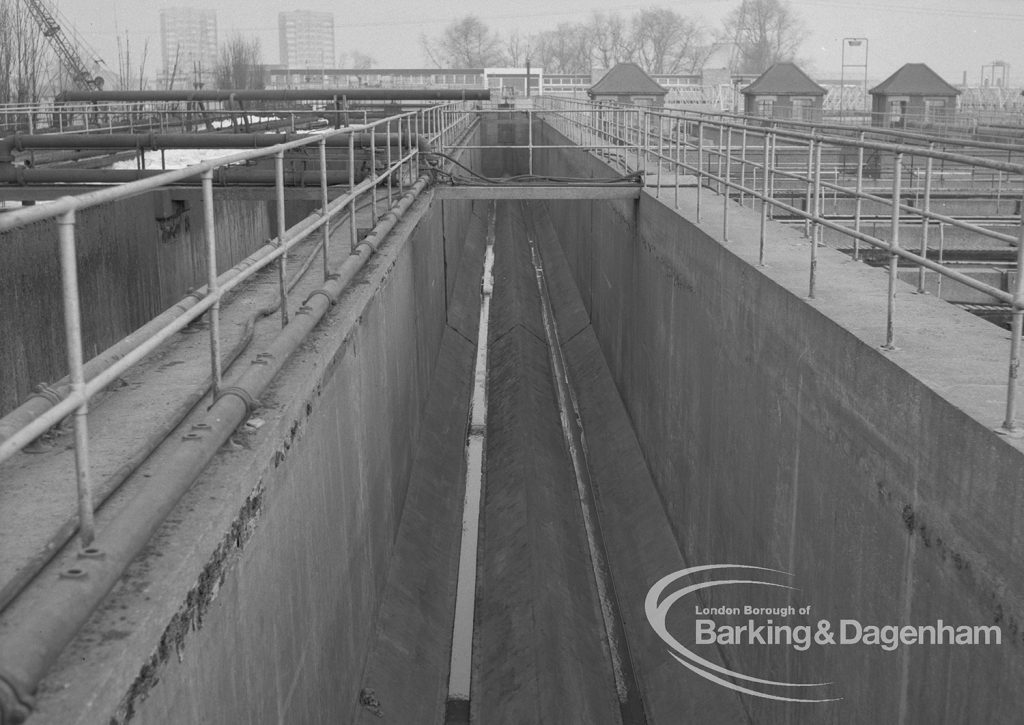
0, 132, 432, 162
0, 167, 368, 186
0, 183, 352, 452
55, 89, 490, 103
0, 316, 255, 616
0, 174, 432, 725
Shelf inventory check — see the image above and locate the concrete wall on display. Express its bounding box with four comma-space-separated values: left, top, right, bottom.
31, 187, 484, 723
534, 120, 1024, 722
0, 193, 315, 416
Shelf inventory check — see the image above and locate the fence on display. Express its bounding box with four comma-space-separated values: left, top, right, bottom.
0, 100, 476, 550
529, 97, 1024, 436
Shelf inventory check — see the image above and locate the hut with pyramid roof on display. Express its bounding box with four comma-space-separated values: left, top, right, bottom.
869, 63, 960, 127
587, 62, 668, 107
740, 62, 827, 122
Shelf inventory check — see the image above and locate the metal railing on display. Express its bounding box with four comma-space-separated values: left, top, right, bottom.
0, 100, 476, 549
0, 101, 376, 137
532, 96, 1024, 436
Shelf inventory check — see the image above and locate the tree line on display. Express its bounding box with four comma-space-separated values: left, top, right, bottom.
422, 0, 803, 76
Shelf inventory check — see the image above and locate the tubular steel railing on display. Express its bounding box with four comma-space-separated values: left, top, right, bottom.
0, 101, 476, 549
529, 96, 1024, 436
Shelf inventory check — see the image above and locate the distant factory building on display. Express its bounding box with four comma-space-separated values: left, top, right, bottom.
278, 11, 335, 70
741, 62, 826, 122
869, 63, 960, 128
159, 7, 218, 89
587, 62, 667, 107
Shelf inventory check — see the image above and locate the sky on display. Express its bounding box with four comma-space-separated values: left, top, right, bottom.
53, 0, 1024, 85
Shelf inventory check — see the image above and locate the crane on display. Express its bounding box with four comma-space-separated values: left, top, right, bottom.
20, 0, 105, 91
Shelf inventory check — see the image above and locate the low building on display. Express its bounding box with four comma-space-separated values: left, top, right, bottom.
869, 63, 960, 127
741, 62, 826, 122
587, 62, 667, 107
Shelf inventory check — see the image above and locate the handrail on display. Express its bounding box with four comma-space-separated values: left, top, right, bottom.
529, 96, 1024, 435
0, 101, 477, 540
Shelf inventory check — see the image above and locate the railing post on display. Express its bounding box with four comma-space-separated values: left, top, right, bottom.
369, 128, 378, 224
396, 118, 404, 195
58, 209, 95, 547
740, 127, 747, 206
804, 136, 814, 238
854, 132, 865, 260
404, 114, 410, 183
809, 138, 822, 298
656, 112, 663, 198
438, 110, 445, 159
716, 121, 724, 195
697, 120, 704, 223
674, 118, 680, 210
917, 145, 934, 294
767, 124, 776, 220
349, 132, 358, 251
319, 137, 331, 280
275, 149, 290, 328
723, 124, 732, 242
883, 152, 903, 350
759, 129, 771, 267
999, 195, 1024, 435
386, 119, 394, 208
202, 170, 222, 399
630, 107, 638, 173
528, 108, 534, 176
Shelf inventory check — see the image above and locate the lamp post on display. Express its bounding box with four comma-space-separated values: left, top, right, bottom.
840, 37, 869, 122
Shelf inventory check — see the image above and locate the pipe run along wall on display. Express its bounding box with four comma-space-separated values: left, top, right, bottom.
15, 183, 487, 725
0, 193, 317, 417
531, 119, 1024, 723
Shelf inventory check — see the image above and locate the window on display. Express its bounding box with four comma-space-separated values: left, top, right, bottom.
924, 98, 946, 123
888, 97, 908, 127
791, 97, 813, 121
756, 96, 776, 117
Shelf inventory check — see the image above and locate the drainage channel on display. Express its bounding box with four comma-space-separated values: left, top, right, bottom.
444, 200, 646, 723
524, 208, 647, 725
445, 201, 496, 724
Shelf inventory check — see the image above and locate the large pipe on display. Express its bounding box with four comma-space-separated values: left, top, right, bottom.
0, 173, 433, 725
0, 167, 368, 186
0, 132, 431, 162
56, 89, 490, 103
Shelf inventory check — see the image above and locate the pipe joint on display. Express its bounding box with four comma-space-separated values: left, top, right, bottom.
214, 386, 260, 419
302, 289, 334, 308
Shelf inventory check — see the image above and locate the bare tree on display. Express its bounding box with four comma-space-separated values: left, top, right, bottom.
531, 22, 591, 74
722, 0, 803, 74
631, 8, 707, 74
214, 34, 265, 90
588, 12, 632, 70
505, 30, 529, 68
116, 32, 150, 91
425, 16, 506, 68
0, 0, 51, 103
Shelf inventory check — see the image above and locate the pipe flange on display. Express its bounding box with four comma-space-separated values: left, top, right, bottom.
215, 386, 260, 418
30, 383, 62, 406
302, 289, 334, 308
0, 670, 35, 725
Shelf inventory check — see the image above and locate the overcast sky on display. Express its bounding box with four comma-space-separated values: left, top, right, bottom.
56, 0, 1024, 84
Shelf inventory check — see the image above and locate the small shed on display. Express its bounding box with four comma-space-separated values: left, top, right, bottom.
587, 62, 667, 107
741, 62, 826, 122
869, 63, 960, 127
